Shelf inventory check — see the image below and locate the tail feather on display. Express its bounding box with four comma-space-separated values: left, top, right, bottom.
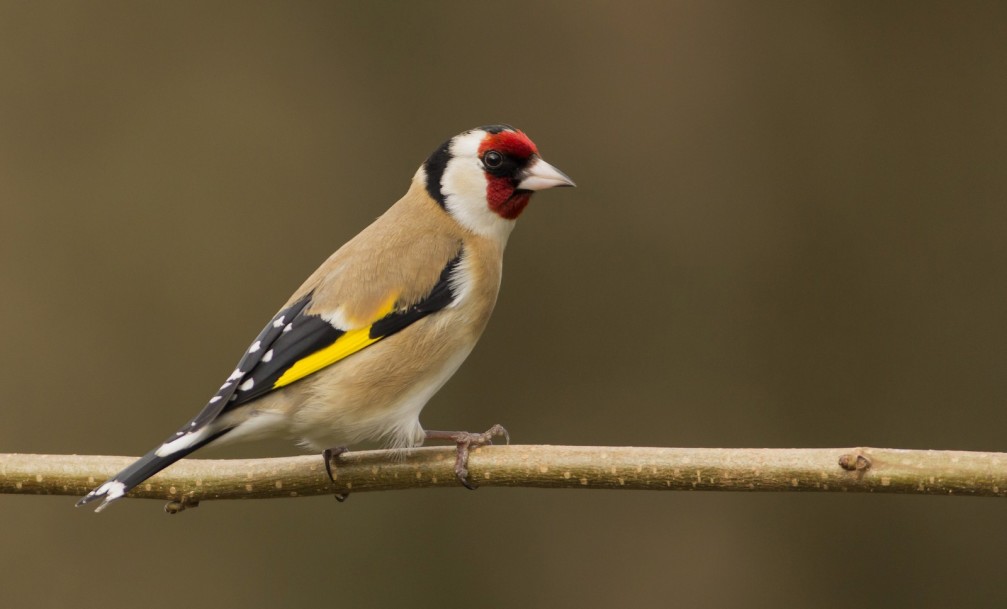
76, 429, 228, 512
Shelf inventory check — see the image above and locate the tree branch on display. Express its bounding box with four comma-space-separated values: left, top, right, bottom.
3, 446, 1006, 511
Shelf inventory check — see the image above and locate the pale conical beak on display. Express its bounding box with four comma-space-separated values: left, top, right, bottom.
516, 157, 577, 191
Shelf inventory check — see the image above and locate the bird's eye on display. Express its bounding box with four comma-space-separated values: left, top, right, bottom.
483, 150, 504, 169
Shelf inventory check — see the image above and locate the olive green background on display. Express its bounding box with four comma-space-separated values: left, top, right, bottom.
2, 2, 1006, 607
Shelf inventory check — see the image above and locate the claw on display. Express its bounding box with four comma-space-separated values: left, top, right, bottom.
425, 424, 509, 489
322, 446, 350, 501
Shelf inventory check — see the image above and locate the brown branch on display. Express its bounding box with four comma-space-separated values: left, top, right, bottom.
3, 446, 1006, 512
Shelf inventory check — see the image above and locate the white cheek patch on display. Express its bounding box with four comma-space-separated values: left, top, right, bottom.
443, 130, 487, 204
449, 129, 484, 158
441, 130, 516, 243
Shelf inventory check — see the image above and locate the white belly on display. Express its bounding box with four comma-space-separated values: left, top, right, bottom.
289, 338, 476, 451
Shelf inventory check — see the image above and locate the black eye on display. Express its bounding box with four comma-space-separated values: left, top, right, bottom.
483, 150, 503, 168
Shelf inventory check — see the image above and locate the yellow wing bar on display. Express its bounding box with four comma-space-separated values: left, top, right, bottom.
273, 295, 397, 389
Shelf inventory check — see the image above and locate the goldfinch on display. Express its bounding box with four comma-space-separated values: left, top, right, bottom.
77, 124, 575, 512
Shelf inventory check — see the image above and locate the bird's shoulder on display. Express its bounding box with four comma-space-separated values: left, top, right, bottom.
293, 182, 470, 323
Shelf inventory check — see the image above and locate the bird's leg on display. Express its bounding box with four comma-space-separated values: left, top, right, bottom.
322, 446, 351, 502
424, 424, 509, 490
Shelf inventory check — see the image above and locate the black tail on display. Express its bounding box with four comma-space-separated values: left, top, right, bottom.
76, 429, 227, 512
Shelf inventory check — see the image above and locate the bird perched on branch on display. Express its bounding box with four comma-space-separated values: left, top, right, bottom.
77, 125, 575, 512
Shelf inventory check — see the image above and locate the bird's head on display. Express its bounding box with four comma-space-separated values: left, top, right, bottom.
421, 125, 575, 241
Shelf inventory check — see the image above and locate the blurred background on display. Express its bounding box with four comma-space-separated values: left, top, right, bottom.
2, 2, 1006, 607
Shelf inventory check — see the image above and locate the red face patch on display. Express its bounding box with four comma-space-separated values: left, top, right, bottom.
485, 180, 531, 220
479, 130, 539, 220
478, 130, 539, 159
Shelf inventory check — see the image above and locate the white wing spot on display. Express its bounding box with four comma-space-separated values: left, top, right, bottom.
321, 308, 353, 330
227, 368, 243, 382
208, 396, 222, 404
249, 340, 261, 353
262, 349, 274, 363
98, 481, 126, 500
239, 378, 255, 391
155, 428, 208, 457
272, 316, 286, 328
283, 323, 293, 333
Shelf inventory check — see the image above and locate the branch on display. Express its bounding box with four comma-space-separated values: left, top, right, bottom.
3, 446, 1007, 511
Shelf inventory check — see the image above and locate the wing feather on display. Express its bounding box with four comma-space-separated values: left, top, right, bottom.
187, 292, 315, 430
178, 249, 464, 435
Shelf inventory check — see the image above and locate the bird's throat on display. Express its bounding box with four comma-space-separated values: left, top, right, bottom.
486, 178, 531, 220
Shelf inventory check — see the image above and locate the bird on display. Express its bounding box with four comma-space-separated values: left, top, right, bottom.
76, 124, 575, 512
